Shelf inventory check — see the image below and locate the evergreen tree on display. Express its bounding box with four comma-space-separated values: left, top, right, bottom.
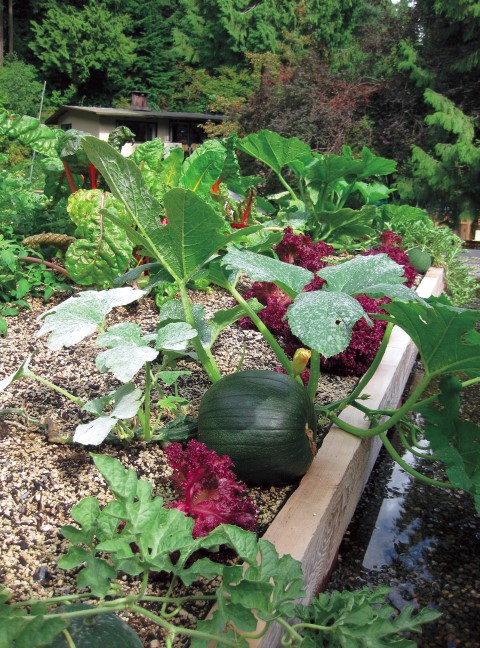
29, 0, 136, 104
398, 89, 480, 227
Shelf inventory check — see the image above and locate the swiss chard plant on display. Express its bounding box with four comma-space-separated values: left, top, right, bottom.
0, 453, 440, 647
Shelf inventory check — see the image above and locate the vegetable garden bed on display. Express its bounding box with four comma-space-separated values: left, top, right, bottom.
255, 266, 445, 647
0, 266, 443, 646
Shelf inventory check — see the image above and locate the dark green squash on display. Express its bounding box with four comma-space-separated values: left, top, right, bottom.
407, 247, 432, 274
48, 603, 143, 648
197, 370, 317, 486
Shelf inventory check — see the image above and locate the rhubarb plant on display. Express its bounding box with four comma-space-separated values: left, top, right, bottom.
0, 454, 440, 647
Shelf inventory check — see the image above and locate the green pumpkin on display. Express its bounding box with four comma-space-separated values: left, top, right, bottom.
197, 370, 317, 485
407, 247, 432, 274
48, 603, 143, 648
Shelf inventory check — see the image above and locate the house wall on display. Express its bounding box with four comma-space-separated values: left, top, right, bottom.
56, 111, 102, 137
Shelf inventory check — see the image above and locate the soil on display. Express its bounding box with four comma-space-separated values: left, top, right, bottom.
0, 286, 356, 646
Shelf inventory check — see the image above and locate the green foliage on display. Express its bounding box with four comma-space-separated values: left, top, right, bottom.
0, 55, 45, 117
29, 0, 136, 101
398, 90, 480, 227
64, 190, 134, 288
295, 585, 440, 646
0, 230, 72, 337
0, 454, 439, 647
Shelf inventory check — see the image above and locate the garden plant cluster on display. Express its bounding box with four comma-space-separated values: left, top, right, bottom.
0, 113, 479, 646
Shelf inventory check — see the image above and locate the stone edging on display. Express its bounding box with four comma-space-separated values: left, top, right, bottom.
255, 267, 445, 647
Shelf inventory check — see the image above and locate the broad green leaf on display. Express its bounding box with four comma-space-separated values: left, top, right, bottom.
317, 254, 406, 294
57, 545, 90, 570
237, 130, 311, 175
157, 370, 191, 386
159, 300, 212, 349
179, 139, 226, 194
287, 291, 371, 358
0, 111, 61, 157
91, 453, 139, 501
355, 181, 394, 204
421, 377, 480, 510
305, 153, 364, 202
381, 296, 480, 376
221, 246, 313, 296
208, 300, 263, 345
37, 287, 145, 350
358, 145, 397, 178
82, 136, 163, 259
313, 206, 376, 242
76, 555, 117, 597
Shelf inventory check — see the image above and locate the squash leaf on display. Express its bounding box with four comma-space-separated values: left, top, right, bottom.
287, 291, 370, 358
317, 253, 407, 294
221, 245, 314, 296
95, 323, 159, 382
379, 296, 480, 377
37, 287, 145, 350
420, 377, 480, 512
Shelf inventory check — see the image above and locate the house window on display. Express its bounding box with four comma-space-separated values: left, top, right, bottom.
116, 120, 157, 143
60, 123, 72, 131
170, 120, 205, 147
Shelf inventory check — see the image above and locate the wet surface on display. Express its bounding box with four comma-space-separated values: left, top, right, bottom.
327, 253, 480, 647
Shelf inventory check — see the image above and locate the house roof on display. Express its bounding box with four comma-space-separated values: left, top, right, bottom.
45, 105, 227, 124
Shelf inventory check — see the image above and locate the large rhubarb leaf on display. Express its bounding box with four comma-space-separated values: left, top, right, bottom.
380, 296, 480, 376
237, 130, 311, 175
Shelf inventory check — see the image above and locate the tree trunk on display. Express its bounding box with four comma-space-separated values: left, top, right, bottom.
8, 0, 12, 54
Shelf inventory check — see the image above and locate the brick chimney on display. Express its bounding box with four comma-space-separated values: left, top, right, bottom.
131, 92, 149, 111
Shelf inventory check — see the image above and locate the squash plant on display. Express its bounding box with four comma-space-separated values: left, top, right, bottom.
0, 453, 440, 647
80, 135, 480, 506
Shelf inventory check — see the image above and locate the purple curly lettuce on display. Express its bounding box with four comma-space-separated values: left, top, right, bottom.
164, 440, 257, 538
237, 228, 414, 377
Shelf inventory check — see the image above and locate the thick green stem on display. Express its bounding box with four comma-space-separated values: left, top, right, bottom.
330, 371, 434, 439
277, 172, 297, 200
379, 432, 454, 489
129, 604, 239, 647
178, 283, 222, 383
228, 284, 295, 378
143, 362, 152, 442
29, 373, 84, 407
307, 350, 320, 402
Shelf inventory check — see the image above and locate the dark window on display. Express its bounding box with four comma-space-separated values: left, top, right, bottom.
60, 123, 72, 131
170, 120, 205, 146
115, 120, 157, 143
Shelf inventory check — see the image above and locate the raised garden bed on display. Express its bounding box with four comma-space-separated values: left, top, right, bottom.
255, 266, 445, 647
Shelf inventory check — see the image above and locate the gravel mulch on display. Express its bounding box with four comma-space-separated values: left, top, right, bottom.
0, 286, 356, 646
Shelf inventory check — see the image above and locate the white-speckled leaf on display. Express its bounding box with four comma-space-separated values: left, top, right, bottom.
74, 416, 117, 445
37, 287, 145, 350
363, 283, 426, 303
317, 254, 406, 295
96, 322, 149, 348
286, 291, 371, 358
110, 383, 142, 419
96, 345, 158, 382
156, 322, 198, 351
221, 245, 313, 295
